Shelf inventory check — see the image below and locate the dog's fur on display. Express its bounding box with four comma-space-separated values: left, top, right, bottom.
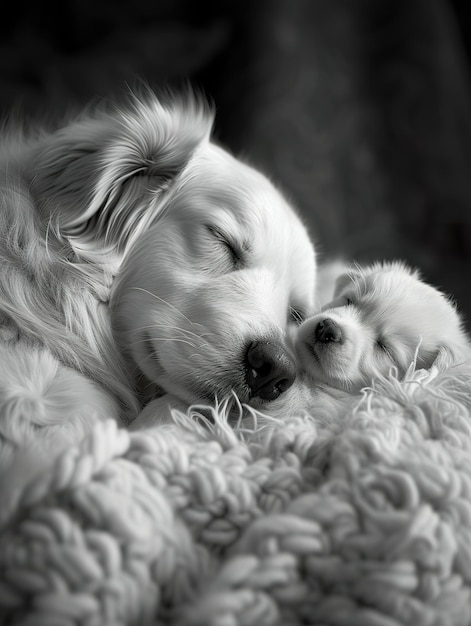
0, 89, 316, 454
294, 261, 471, 392
110, 135, 316, 409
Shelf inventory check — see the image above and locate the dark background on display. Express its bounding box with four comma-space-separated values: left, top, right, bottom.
2, 0, 471, 325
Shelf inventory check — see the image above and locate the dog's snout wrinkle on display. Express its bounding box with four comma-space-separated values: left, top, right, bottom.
245, 340, 296, 401
315, 318, 342, 344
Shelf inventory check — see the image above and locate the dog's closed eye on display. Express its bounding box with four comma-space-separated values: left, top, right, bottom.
206, 225, 245, 271
375, 338, 394, 361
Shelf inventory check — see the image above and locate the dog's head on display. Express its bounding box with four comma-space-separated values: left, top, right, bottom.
111, 134, 316, 408
28, 90, 316, 410
295, 261, 471, 391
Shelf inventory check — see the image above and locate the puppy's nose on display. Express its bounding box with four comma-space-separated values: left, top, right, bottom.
245, 340, 296, 401
315, 318, 342, 343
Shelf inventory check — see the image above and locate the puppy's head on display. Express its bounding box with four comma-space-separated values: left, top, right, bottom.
295, 261, 470, 391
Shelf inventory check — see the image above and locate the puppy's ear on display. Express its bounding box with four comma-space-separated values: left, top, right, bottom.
30, 92, 213, 254
333, 268, 361, 298
315, 260, 351, 308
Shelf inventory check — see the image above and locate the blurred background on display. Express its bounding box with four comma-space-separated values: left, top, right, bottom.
2, 0, 471, 324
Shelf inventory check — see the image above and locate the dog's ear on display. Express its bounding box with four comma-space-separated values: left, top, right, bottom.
30, 92, 213, 254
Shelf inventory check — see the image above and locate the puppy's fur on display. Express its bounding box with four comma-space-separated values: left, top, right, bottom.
295, 261, 471, 392
0, 89, 316, 453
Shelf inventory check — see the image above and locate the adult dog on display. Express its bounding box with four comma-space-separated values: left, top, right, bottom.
0, 89, 316, 451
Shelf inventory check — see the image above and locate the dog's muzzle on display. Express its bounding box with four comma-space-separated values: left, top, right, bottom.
245, 340, 296, 401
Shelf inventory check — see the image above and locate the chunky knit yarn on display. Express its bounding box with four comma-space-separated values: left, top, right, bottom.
1, 362, 471, 626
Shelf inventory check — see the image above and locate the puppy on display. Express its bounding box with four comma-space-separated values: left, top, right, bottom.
0, 88, 316, 451
294, 261, 471, 392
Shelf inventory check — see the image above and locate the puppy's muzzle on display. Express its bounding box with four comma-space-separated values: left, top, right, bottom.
245, 340, 296, 401
315, 318, 342, 344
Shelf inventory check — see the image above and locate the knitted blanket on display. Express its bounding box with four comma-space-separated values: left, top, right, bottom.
1, 361, 471, 626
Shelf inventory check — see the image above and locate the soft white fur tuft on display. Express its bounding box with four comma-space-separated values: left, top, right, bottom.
0, 345, 116, 462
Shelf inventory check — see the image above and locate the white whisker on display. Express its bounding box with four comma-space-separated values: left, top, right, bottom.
134, 336, 197, 349
130, 287, 196, 326
128, 322, 209, 342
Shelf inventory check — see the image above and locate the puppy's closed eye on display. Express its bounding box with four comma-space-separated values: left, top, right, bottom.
320, 294, 354, 312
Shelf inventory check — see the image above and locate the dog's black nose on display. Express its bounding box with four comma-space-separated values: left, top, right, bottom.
245, 340, 296, 401
315, 318, 342, 343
